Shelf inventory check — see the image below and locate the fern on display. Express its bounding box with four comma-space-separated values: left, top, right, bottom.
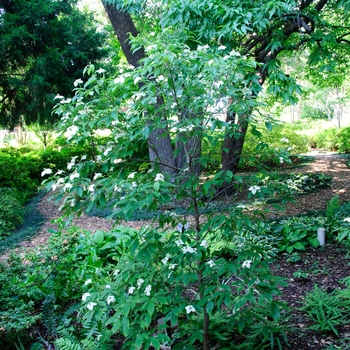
41, 294, 60, 338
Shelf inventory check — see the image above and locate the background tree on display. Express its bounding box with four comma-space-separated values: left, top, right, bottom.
0, 0, 109, 129
101, 0, 350, 183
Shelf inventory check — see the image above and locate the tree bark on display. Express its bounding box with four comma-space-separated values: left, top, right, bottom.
101, 1, 176, 175
221, 111, 249, 194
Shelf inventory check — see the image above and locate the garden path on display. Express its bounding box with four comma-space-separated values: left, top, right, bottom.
4, 153, 350, 259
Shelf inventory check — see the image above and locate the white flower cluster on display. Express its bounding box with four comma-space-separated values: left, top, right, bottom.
248, 185, 261, 195
41, 168, 52, 177
66, 125, 79, 140
242, 260, 252, 268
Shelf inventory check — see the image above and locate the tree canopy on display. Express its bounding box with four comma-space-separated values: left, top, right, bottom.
99, 0, 350, 179
0, 0, 109, 128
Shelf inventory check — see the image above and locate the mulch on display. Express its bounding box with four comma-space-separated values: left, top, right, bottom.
3, 154, 350, 349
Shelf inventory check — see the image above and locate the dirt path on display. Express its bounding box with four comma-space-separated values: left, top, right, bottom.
4, 154, 350, 258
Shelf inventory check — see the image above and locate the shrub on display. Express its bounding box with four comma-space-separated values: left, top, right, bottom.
311, 127, 339, 150
0, 148, 41, 200
0, 188, 24, 239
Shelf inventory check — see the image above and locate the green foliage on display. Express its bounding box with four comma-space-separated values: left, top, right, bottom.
326, 195, 340, 226
241, 123, 310, 170
299, 285, 350, 335
311, 127, 350, 153
0, 0, 109, 128
0, 188, 24, 239
0, 147, 42, 200
311, 128, 339, 151
271, 216, 325, 253
260, 173, 332, 202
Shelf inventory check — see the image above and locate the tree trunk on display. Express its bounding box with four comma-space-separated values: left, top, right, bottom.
221, 111, 249, 194
102, 1, 177, 175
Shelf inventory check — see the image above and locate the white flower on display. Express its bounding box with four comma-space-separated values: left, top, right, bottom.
84, 279, 92, 286
208, 59, 214, 66
185, 305, 196, 314
67, 162, 75, 171
161, 253, 171, 265
281, 138, 289, 143
86, 302, 97, 311
131, 181, 137, 189
104, 146, 112, 156
156, 74, 166, 82
229, 50, 241, 57
236, 204, 246, 209
81, 155, 87, 161
93, 173, 102, 180
96, 68, 106, 74
343, 218, 350, 222
114, 76, 125, 84
214, 80, 224, 88
128, 286, 135, 294
154, 173, 164, 182
207, 260, 215, 267
105, 285, 111, 289
107, 295, 116, 305
218, 45, 226, 50
200, 240, 208, 249
60, 98, 72, 104
66, 125, 79, 140
54, 94, 64, 100
128, 172, 136, 179
137, 278, 144, 289
145, 44, 157, 52
175, 239, 184, 246
82, 292, 91, 301
169, 263, 177, 270
41, 168, 52, 177
70, 171, 80, 180
144, 284, 152, 296
113, 269, 120, 276
182, 246, 197, 254
279, 157, 284, 164
248, 186, 261, 195
73, 78, 83, 87
64, 183, 73, 191
88, 184, 95, 192
134, 76, 142, 84
113, 158, 123, 164
242, 260, 252, 268
55, 170, 64, 176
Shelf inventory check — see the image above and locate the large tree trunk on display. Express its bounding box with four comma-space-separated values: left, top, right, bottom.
102, 2, 177, 176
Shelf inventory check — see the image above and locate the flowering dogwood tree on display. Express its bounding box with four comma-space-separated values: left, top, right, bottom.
44, 26, 288, 349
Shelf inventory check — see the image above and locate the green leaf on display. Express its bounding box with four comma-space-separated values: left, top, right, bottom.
121, 316, 130, 336
94, 230, 104, 245
285, 246, 294, 254
271, 302, 280, 320
206, 301, 214, 313
293, 242, 306, 251
265, 122, 273, 131
135, 334, 143, 349
150, 337, 160, 349
147, 301, 155, 316
154, 181, 160, 191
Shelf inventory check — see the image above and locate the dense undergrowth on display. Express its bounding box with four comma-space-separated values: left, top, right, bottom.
1, 121, 350, 349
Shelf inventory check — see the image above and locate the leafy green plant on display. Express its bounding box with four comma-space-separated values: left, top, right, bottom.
326, 195, 340, 226
0, 188, 24, 239
299, 285, 350, 335
272, 216, 322, 253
